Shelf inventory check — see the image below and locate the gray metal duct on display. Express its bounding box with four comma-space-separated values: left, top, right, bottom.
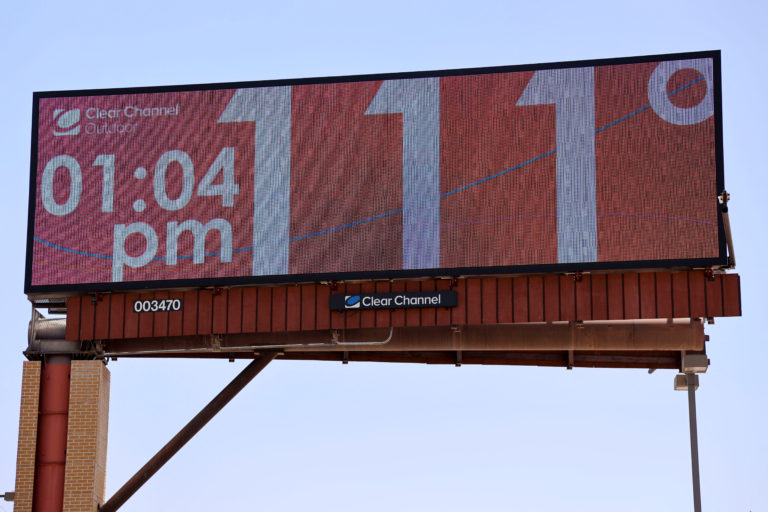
27, 309, 78, 355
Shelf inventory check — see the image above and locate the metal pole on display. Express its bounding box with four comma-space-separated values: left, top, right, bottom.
33, 355, 71, 512
99, 353, 276, 512
687, 373, 702, 512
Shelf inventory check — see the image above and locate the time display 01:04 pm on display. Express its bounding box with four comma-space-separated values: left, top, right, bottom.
39, 147, 239, 282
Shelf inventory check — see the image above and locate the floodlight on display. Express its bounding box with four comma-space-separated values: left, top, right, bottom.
682, 354, 709, 373
674, 373, 699, 391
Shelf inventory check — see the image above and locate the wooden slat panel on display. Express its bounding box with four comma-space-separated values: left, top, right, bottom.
197, 290, 213, 335
93, 296, 110, 340
167, 291, 184, 337
591, 274, 607, 321
212, 290, 229, 334
575, 276, 591, 321
257, 288, 271, 333
722, 274, 741, 316
543, 275, 559, 323
66, 271, 740, 342
435, 280, 451, 326
497, 278, 513, 324
420, 280, 437, 327
639, 273, 656, 319
109, 294, 125, 339
559, 276, 575, 322
466, 279, 482, 325
607, 274, 624, 320
672, 272, 690, 318
688, 271, 706, 318
406, 281, 422, 327
227, 288, 243, 334
137, 293, 154, 338
271, 287, 287, 333
360, 282, 377, 329
242, 288, 257, 333
286, 287, 301, 332
153, 291, 169, 338
513, 277, 529, 323
623, 274, 640, 320
182, 290, 198, 336
65, 297, 81, 341
124, 293, 140, 338
79, 296, 96, 340
316, 285, 331, 330
300, 285, 316, 331
482, 278, 497, 324
390, 281, 406, 327
331, 284, 345, 330
528, 276, 544, 323
704, 275, 723, 318
375, 281, 391, 327
345, 283, 362, 330
656, 273, 673, 318
451, 279, 466, 326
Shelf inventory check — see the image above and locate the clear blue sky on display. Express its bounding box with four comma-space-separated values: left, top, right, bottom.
1, 1, 766, 510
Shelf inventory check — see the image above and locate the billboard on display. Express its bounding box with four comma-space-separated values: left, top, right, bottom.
25, 50, 725, 294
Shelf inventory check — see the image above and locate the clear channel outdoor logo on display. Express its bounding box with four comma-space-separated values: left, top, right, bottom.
52, 108, 81, 136
344, 295, 361, 309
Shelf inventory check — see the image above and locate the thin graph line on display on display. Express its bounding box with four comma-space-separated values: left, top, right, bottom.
33, 75, 709, 263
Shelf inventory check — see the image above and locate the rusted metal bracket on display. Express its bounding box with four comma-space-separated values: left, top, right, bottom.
718, 190, 736, 269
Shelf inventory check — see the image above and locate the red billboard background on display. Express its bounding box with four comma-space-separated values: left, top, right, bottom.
26, 51, 724, 293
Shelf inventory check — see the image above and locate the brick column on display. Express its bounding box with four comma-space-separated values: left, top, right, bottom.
62, 361, 111, 512
13, 361, 42, 512
13, 360, 111, 512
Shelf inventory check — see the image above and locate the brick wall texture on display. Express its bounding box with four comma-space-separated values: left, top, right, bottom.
62, 361, 110, 512
13, 360, 110, 512
14, 361, 42, 512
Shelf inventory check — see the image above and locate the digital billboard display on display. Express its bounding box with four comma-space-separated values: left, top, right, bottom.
25, 51, 725, 294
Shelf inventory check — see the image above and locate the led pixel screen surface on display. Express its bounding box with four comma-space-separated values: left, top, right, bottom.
26, 51, 725, 294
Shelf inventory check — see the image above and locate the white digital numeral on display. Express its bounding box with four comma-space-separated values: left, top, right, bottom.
197, 147, 238, 207
92, 154, 115, 212
42, 155, 82, 216
153, 150, 195, 211
219, 87, 291, 276
365, 78, 441, 269
517, 67, 597, 264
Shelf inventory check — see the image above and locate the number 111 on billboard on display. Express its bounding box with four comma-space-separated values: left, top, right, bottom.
219, 57, 713, 274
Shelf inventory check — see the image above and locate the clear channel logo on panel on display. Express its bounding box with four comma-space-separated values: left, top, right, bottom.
344, 296, 362, 309
52, 108, 81, 136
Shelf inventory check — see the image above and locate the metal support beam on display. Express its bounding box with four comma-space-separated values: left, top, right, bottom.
687, 373, 702, 512
33, 355, 71, 512
99, 353, 276, 512
97, 321, 707, 359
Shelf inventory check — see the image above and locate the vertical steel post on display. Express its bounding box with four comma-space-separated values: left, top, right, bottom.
33, 355, 71, 512
687, 373, 702, 512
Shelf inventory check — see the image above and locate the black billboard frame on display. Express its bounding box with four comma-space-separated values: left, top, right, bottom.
25, 49, 727, 297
